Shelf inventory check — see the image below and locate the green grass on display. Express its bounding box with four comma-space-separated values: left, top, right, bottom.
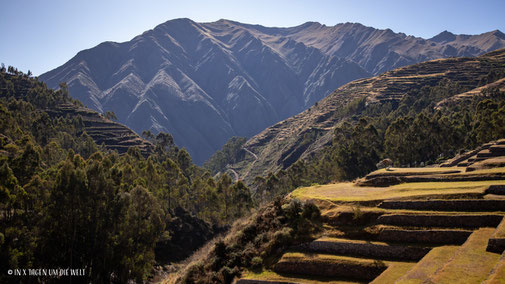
241, 269, 361, 283
395, 246, 459, 284
428, 228, 501, 283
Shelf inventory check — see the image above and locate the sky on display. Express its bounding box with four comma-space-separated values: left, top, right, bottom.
1, 0, 504, 76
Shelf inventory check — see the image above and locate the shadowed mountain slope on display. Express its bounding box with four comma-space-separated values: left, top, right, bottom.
39, 19, 505, 164
228, 48, 505, 182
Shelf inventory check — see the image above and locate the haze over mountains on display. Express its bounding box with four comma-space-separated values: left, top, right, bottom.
40, 18, 505, 164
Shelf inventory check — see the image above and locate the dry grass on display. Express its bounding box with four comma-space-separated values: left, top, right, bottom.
483, 252, 505, 283
241, 270, 361, 283
369, 262, 416, 284
428, 228, 501, 283
280, 252, 378, 265
493, 218, 505, 239
370, 167, 463, 175
279, 252, 410, 267
291, 180, 505, 203
315, 237, 390, 246
395, 246, 459, 284
369, 166, 505, 176
160, 213, 259, 283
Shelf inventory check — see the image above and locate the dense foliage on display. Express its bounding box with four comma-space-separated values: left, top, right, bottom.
204, 137, 247, 175
176, 198, 321, 283
0, 68, 253, 282
251, 75, 505, 201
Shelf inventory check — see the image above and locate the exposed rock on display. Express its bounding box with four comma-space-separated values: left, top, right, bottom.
39, 19, 505, 164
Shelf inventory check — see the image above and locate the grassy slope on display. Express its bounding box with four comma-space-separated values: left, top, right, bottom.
292, 180, 505, 203
369, 262, 416, 284
428, 228, 500, 283
395, 246, 460, 284
241, 270, 361, 284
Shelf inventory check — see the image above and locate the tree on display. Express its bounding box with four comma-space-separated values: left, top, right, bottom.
104, 111, 117, 121
376, 158, 393, 170
142, 129, 155, 141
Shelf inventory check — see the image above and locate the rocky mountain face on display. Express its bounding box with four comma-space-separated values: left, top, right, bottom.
39, 18, 505, 164
228, 49, 505, 182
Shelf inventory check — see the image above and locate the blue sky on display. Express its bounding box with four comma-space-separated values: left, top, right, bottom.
1, 0, 504, 75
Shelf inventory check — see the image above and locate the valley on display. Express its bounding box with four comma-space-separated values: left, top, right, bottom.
2, 5, 505, 282
38, 19, 505, 164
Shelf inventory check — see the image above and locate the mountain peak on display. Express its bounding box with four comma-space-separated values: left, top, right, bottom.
39, 19, 505, 165
490, 29, 505, 39
429, 30, 457, 43
300, 21, 322, 27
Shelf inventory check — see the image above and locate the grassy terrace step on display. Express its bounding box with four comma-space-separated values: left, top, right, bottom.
487, 217, 505, 253
378, 199, 505, 211
478, 149, 504, 158
369, 262, 416, 284
273, 252, 402, 281
486, 185, 505, 195
376, 227, 472, 244
485, 194, 505, 200
490, 145, 505, 154
238, 270, 362, 284
292, 180, 505, 204
296, 237, 430, 261
428, 228, 501, 283
484, 251, 505, 283
395, 246, 459, 284
376, 213, 503, 228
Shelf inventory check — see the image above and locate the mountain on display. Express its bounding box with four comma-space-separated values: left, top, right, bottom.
39, 19, 505, 164
0, 69, 253, 282
227, 48, 505, 183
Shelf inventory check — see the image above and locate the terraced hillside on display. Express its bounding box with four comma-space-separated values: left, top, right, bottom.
238, 147, 505, 283
441, 139, 505, 170
0, 73, 154, 156
45, 103, 154, 156
228, 48, 505, 183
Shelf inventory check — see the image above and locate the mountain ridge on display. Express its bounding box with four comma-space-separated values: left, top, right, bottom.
39, 18, 505, 164
227, 48, 505, 182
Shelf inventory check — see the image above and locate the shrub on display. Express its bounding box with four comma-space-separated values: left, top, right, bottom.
251, 256, 263, 270
282, 198, 302, 220
273, 227, 294, 245
352, 203, 363, 220
302, 201, 321, 222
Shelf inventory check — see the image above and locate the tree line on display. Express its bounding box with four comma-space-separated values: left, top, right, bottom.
0, 68, 254, 282
248, 75, 505, 201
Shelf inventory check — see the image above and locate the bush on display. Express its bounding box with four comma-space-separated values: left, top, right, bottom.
352, 203, 363, 221
273, 227, 293, 245
302, 201, 321, 222
282, 198, 302, 220
251, 256, 263, 270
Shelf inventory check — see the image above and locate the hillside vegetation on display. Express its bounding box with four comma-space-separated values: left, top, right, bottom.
225, 49, 505, 202
173, 141, 505, 283
0, 67, 254, 282
39, 19, 505, 164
